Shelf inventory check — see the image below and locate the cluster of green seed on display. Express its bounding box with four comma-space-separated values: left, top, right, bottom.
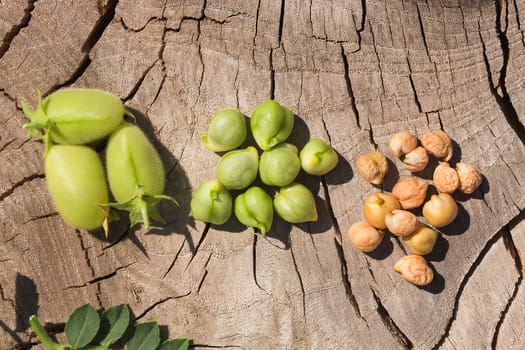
22, 88, 176, 235
191, 100, 339, 235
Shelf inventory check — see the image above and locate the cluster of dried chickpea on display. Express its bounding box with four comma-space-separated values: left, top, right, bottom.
348, 130, 483, 286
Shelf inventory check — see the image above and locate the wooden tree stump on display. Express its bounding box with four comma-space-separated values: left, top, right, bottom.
1, 0, 525, 349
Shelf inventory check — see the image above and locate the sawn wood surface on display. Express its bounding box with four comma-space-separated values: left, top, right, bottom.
1, 0, 525, 349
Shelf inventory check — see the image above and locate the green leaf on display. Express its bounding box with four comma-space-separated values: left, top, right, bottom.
158, 339, 190, 350
127, 322, 161, 350
97, 304, 130, 346
65, 304, 100, 348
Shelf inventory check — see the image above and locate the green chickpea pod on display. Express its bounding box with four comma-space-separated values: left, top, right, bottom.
250, 100, 294, 150
274, 182, 318, 223
300, 138, 339, 175
234, 186, 274, 235
259, 143, 301, 187
200, 108, 247, 152
191, 180, 233, 225
216, 146, 259, 190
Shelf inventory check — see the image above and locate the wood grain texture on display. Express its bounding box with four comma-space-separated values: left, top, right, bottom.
1, 1, 525, 349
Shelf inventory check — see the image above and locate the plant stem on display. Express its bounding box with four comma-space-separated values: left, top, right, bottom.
29, 315, 65, 350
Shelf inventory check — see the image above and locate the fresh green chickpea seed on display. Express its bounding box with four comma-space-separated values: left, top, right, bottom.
105, 122, 177, 230
274, 182, 318, 223
216, 146, 259, 190
300, 138, 339, 176
191, 180, 233, 225
234, 186, 274, 235
22, 88, 131, 153
259, 143, 301, 187
45, 144, 109, 231
250, 99, 294, 150
201, 108, 247, 152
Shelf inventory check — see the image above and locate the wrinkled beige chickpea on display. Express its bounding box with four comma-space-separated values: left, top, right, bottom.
347, 221, 384, 252
402, 225, 439, 255
363, 192, 401, 229
456, 162, 482, 194
394, 255, 434, 286
433, 162, 459, 194
421, 130, 453, 161
357, 151, 389, 185
389, 132, 418, 157
403, 146, 429, 172
392, 177, 429, 209
423, 193, 458, 227
385, 210, 419, 237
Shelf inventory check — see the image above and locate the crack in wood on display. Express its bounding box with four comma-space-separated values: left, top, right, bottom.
512, 0, 525, 45
197, 253, 212, 294
358, 0, 366, 33
289, 242, 306, 318
46, 0, 119, 95
432, 228, 507, 349
250, 0, 261, 64
22, 212, 58, 225
74, 230, 103, 308
480, 2, 525, 145
62, 261, 136, 290
491, 224, 524, 348
190, 344, 246, 349
321, 176, 363, 319
372, 289, 413, 349
119, 0, 169, 104
185, 223, 210, 270
0, 173, 44, 202
416, 2, 431, 60
0, 88, 17, 103
81, 0, 119, 53
277, 0, 285, 45
407, 59, 423, 114
162, 236, 188, 279
0, 0, 37, 60
500, 154, 523, 187
251, 234, 265, 291
134, 291, 191, 321
340, 45, 361, 130
0, 138, 17, 155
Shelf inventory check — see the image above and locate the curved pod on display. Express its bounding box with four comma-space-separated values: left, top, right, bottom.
45, 145, 108, 230
106, 122, 176, 230
22, 88, 129, 149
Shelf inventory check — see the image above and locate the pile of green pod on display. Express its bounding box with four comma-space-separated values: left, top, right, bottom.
22, 88, 177, 235
191, 100, 339, 235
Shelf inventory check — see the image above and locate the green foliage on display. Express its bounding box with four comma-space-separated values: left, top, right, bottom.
127, 322, 161, 350
29, 304, 189, 350
159, 339, 190, 350
97, 304, 130, 346
65, 304, 100, 348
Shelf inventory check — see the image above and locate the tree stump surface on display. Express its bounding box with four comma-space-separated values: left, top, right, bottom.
1, 1, 525, 349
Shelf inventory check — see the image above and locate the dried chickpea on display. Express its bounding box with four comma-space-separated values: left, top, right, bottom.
421, 130, 452, 161
433, 162, 459, 194
394, 255, 434, 286
357, 151, 388, 185
423, 193, 458, 227
385, 210, 419, 237
347, 221, 384, 253
392, 177, 428, 209
403, 146, 429, 172
389, 132, 418, 157
402, 225, 439, 255
456, 162, 482, 194
363, 192, 401, 229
